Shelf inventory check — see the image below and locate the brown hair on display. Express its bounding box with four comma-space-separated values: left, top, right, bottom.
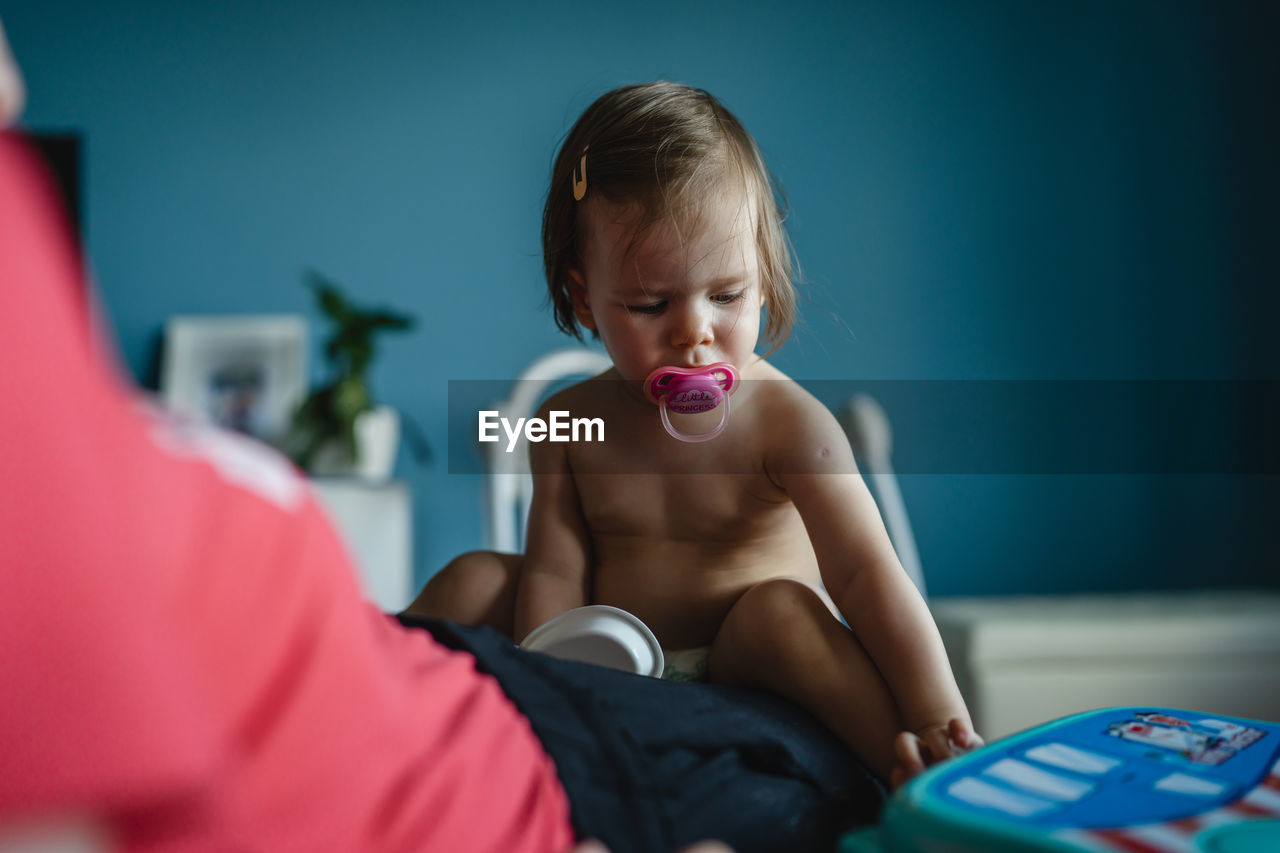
542, 81, 798, 352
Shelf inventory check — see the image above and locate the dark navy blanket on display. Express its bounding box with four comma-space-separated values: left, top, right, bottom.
400, 616, 885, 853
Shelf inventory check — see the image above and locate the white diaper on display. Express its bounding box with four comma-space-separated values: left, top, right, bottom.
661, 646, 711, 683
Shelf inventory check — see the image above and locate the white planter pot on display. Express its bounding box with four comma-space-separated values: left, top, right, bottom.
309, 405, 400, 482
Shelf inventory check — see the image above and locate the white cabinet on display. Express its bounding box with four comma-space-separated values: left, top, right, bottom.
932, 590, 1280, 741
310, 479, 412, 612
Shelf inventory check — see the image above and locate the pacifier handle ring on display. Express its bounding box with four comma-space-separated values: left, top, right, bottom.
658, 393, 732, 443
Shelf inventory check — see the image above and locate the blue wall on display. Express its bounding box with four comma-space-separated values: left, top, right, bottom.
7, 0, 1276, 596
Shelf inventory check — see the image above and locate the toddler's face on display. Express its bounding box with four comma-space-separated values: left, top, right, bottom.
570, 186, 763, 385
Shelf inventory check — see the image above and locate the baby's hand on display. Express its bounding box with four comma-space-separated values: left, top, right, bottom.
889, 718, 984, 790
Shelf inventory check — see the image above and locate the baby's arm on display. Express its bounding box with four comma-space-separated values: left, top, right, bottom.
771, 402, 975, 769
512, 405, 592, 642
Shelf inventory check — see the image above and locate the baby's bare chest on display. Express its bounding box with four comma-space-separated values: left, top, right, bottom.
574, 472, 782, 540
562, 384, 808, 543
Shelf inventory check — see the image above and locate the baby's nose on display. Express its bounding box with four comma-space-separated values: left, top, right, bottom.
670, 303, 713, 349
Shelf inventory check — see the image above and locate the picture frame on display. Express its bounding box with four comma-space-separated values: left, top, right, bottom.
160, 315, 308, 446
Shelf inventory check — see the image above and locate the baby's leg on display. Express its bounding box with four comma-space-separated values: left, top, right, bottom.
708, 578, 903, 783
401, 551, 521, 638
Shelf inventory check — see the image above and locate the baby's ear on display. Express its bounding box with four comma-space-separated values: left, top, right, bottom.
567, 268, 597, 331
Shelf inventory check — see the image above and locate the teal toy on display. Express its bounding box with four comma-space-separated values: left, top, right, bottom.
841, 706, 1280, 853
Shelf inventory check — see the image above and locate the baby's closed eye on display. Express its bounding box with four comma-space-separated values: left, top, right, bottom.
627, 301, 666, 315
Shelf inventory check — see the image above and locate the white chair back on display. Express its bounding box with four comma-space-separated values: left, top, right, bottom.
840, 394, 928, 599
485, 348, 612, 552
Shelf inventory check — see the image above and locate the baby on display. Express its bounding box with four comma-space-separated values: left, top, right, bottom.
409, 81, 979, 786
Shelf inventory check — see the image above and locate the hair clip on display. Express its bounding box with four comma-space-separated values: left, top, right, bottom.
572, 145, 589, 201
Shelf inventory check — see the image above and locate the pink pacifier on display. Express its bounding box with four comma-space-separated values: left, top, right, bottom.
642, 362, 740, 443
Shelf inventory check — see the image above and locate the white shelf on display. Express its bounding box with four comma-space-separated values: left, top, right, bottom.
310, 479, 412, 612
932, 590, 1280, 741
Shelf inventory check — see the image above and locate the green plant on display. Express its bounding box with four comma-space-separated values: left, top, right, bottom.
286, 270, 420, 470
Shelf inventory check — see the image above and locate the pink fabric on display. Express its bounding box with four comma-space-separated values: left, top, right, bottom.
0, 132, 573, 853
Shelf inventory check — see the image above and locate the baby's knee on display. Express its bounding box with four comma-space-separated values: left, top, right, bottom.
406, 551, 520, 622
434, 551, 520, 597
736, 578, 831, 632
720, 578, 839, 663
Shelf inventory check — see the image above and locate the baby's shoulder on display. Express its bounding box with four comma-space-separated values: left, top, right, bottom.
747, 362, 856, 473
748, 361, 841, 430
535, 367, 618, 418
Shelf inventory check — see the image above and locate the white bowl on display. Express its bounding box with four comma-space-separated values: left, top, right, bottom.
520, 605, 665, 678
